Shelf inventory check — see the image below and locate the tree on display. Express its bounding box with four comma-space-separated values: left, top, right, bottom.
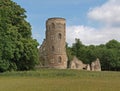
72, 38, 84, 56
105, 39, 120, 70
106, 39, 120, 49
95, 40, 120, 71
0, 0, 39, 72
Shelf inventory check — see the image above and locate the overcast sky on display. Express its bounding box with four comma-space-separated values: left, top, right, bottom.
13, 0, 120, 46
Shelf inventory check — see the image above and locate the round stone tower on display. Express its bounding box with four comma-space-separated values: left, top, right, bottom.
45, 18, 68, 69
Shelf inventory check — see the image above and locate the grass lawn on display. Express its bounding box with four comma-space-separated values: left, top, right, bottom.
0, 69, 120, 91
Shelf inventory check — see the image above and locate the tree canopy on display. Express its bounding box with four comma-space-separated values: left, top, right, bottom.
0, 0, 39, 72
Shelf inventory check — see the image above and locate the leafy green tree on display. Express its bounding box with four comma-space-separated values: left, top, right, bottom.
95, 40, 120, 71
0, 0, 39, 72
105, 39, 120, 70
106, 39, 120, 49
72, 38, 84, 57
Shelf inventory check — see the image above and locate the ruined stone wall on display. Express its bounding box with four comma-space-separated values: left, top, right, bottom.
91, 58, 101, 71
69, 57, 101, 71
70, 56, 87, 70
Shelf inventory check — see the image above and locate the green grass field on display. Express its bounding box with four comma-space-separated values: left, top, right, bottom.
0, 69, 120, 91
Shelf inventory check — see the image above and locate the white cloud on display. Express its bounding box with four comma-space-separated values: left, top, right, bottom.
88, 0, 120, 26
66, 0, 120, 46
66, 25, 120, 46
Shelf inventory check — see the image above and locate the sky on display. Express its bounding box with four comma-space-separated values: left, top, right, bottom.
12, 0, 120, 46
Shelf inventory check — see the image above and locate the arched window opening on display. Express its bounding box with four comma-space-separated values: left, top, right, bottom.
58, 33, 62, 39
58, 56, 62, 63
52, 46, 55, 52
51, 23, 55, 29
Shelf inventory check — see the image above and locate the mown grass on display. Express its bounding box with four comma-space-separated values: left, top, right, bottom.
0, 69, 120, 91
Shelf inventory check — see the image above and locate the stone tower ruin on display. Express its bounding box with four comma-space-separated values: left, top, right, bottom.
39, 18, 68, 69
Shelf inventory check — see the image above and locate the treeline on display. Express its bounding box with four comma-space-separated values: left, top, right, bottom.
0, 0, 39, 72
66, 39, 120, 71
